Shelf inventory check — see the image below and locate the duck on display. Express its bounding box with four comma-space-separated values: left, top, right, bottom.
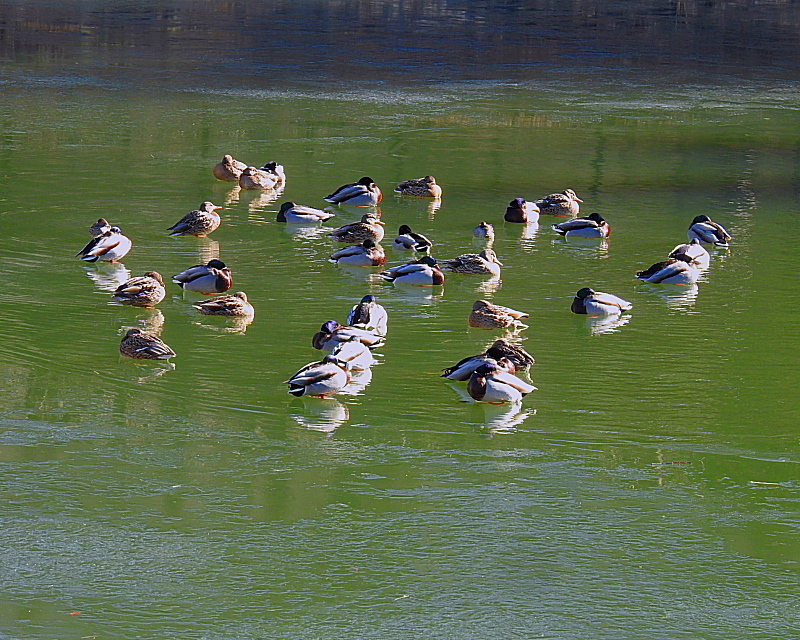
77, 226, 132, 263
119, 328, 175, 360
552, 212, 610, 238
467, 362, 537, 403
346, 294, 388, 336
468, 299, 528, 329
534, 189, 583, 216
441, 248, 503, 276
669, 238, 710, 269
285, 355, 351, 398
327, 214, 385, 243
167, 201, 222, 237
311, 320, 386, 351
172, 259, 233, 294
329, 239, 386, 267
504, 198, 540, 224
571, 288, 632, 316
379, 256, 445, 286
89, 218, 111, 237
112, 271, 166, 308
238, 166, 280, 190
330, 336, 376, 371
394, 175, 442, 198
636, 255, 701, 284
473, 221, 495, 240
324, 176, 383, 206
276, 201, 335, 223
441, 338, 535, 381
392, 224, 433, 252
213, 154, 248, 182
688, 215, 732, 247
192, 291, 254, 317
259, 161, 286, 186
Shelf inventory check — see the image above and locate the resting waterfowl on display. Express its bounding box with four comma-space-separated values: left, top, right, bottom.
392, 225, 433, 252
669, 238, 710, 269
213, 154, 248, 182
534, 189, 583, 216
379, 255, 445, 286
571, 288, 632, 316
285, 355, 351, 398
172, 259, 233, 294
441, 248, 503, 276
89, 218, 111, 237
324, 176, 383, 206
328, 214, 385, 244
467, 363, 537, 404
167, 201, 222, 237
394, 175, 442, 198
192, 291, 254, 317
468, 299, 528, 329
441, 338, 534, 381
688, 215, 732, 247
504, 198, 540, 224
330, 336, 376, 371
276, 201, 335, 223
636, 255, 701, 284
77, 226, 132, 263
329, 239, 386, 267
312, 320, 385, 351
260, 161, 286, 186
473, 221, 495, 240
238, 166, 280, 191
346, 294, 388, 336
119, 328, 175, 360
112, 271, 166, 308
552, 212, 610, 238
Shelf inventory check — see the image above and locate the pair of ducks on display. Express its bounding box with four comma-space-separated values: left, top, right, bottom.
503, 189, 583, 224
319, 174, 443, 206
213, 155, 286, 190
113, 265, 245, 305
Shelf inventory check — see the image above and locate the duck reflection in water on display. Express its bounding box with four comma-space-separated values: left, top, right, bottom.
553, 236, 610, 259
245, 186, 284, 214
196, 238, 220, 265
291, 397, 350, 434
585, 313, 632, 336
339, 367, 373, 396
194, 314, 254, 335
474, 275, 502, 296
84, 262, 131, 292
479, 402, 536, 435
639, 283, 700, 312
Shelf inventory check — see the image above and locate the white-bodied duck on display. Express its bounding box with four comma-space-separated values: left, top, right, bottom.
379, 256, 445, 286
276, 201, 335, 223
552, 212, 610, 238
285, 355, 351, 398
172, 259, 233, 294
392, 224, 433, 252
346, 294, 388, 336
688, 215, 732, 247
467, 362, 537, 403
77, 226, 132, 263
571, 288, 632, 316
329, 239, 386, 267
636, 255, 701, 284
325, 176, 383, 206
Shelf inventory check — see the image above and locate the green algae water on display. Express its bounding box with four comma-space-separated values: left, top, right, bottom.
2, 2, 800, 639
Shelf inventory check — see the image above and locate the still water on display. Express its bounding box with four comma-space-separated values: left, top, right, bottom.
1, 2, 800, 639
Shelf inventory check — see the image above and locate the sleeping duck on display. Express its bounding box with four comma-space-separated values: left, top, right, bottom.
285, 355, 351, 398
325, 176, 383, 206
167, 201, 222, 237
552, 212, 610, 238
504, 198, 540, 224
379, 256, 445, 286
571, 288, 631, 316
172, 259, 233, 294
534, 189, 583, 216
467, 362, 537, 404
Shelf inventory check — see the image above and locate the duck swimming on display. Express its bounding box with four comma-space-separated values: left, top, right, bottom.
192, 291, 254, 317
172, 259, 233, 294
394, 175, 442, 198
467, 362, 537, 404
324, 177, 383, 206
534, 189, 583, 216
379, 256, 445, 286
392, 224, 433, 252
468, 299, 528, 329
167, 201, 222, 237
77, 226, 132, 263
688, 215, 732, 247
636, 255, 701, 284
504, 198, 540, 224
213, 154, 248, 182
119, 328, 175, 360
571, 288, 632, 316
552, 212, 610, 238
441, 248, 503, 276
276, 202, 335, 223
112, 271, 166, 308
328, 214, 385, 244
329, 239, 386, 267
285, 355, 351, 398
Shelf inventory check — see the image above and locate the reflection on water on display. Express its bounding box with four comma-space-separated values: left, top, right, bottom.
639, 283, 700, 312
479, 402, 536, 435
85, 262, 131, 293
195, 238, 220, 264
340, 367, 373, 396
193, 315, 254, 335
474, 276, 502, 297
119, 308, 165, 336
290, 397, 349, 433
553, 236, 610, 260
585, 313, 632, 336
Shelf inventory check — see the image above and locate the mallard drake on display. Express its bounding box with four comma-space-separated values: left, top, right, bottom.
330, 336, 376, 371
467, 363, 537, 403
473, 221, 495, 240
112, 271, 166, 308
441, 248, 503, 276
77, 226, 132, 263
346, 294, 388, 336
238, 166, 280, 190
688, 215, 732, 247
324, 176, 383, 206
504, 198, 540, 224
552, 212, 610, 238
441, 338, 534, 381
330, 239, 386, 267
259, 161, 286, 186
328, 214, 385, 243
669, 238, 710, 269
119, 328, 175, 360
213, 154, 248, 182
172, 259, 233, 294
394, 175, 442, 198
192, 291, 254, 317
571, 288, 631, 316
89, 218, 111, 237
468, 299, 528, 329
534, 189, 583, 216
379, 256, 445, 286
312, 320, 386, 351
285, 355, 351, 398
276, 201, 335, 223
636, 255, 701, 284
392, 225, 433, 252
167, 201, 222, 237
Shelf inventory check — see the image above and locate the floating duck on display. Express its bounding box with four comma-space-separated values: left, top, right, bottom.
192, 291, 254, 317
669, 238, 710, 269
330, 336, 376, 371
260, 161, 286, 186
112, 271, 166, 308
392, 224, 433, 252
167, 201, 222, 237
172, 259, 233, 294
328, 214, 385, 243
394, 175, 442, 198
441, 338, 535, 381
285, 355, 351, 398
441, 248, 503, 276
534, 189, 583, 216
636, 255, 701, 284
688, 215, 732, 247
213, 154, 248, 182
77, 226, 132, 263
467, 362, 537, 403
329, 239, 386, 267
552, 212, 610, 238
312, 320, 386, 351
571, 288, 632, 316
473, 221, 495, 240
276, 202, 335, 223
468, 299, 528, 329
324, 176, 383, 206
238, 166, 280, 190
504, 198, 540, 224
89, 218, 111, 237
379, 256, 445, 286
346, 294, 388, 336
119, 328, 175, 360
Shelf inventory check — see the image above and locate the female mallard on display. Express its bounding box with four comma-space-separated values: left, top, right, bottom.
192, 291, 254, 317
346, 294, 388, 336
329, 239, 386, 267
571, 288, 632, 316
324, 176, 383, 206
172, 259, 233, 294
552, 212, 610, 238
77, 226, 132, 263
119, 328, 175, 360
688, 215, 732, 247
504, 198, 540, 224
441, 338, 535, 381
238, 166, 280, 191
89, 218, 111, 237
473, 221, 495, 240
441, 248, 502, 276
167, 201, 222, 237
113, 271, 166, 308
379, 256, 445, 286
468, 299, 528, 329
467, 363, 537, 403
277, 201, 335, 223
312, 320, 386, 351
392, 225, 433, 252
636, 255, 701, 284
213, 154, 248, 182
534, 189, 583, 216
328, 214, 385, 244
669, 238, 710, 269
394, 175, 442, 198
285, 355, 351, 398
260, 161, 286, 186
